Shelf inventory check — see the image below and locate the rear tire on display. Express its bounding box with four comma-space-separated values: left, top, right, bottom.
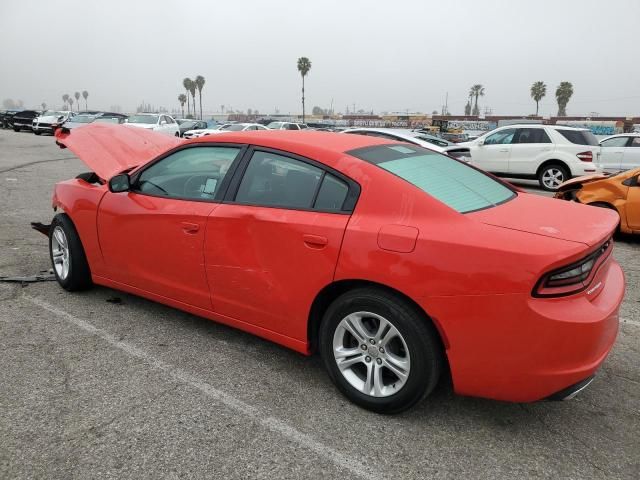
49, 214, 92, 291
319, 287, 443, 414
538, 164, 569, 191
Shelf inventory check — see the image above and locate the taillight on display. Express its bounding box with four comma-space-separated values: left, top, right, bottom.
534, 239, 612, 297
576, 151, 593, 162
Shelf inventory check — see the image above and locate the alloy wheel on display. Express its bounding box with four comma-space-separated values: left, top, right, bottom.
51, 226, 70, 280
332, 311, 410, 397
542, 168, 565, 189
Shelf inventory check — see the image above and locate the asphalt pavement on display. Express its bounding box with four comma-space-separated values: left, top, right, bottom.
0, 129, 638, 479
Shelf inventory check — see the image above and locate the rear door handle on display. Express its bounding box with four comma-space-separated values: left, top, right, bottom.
181, 222, 200, 234
303, 234, 328, 248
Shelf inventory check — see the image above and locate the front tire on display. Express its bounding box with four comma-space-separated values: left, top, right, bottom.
319, 288, 443, 414
33, 130, 41, 135
538, 164, 569, 191
49, 214, 92, 291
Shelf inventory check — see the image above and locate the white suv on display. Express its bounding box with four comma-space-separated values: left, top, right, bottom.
124, 113, 180, 137
266, 121, 308, 130
465, 124, 602, 190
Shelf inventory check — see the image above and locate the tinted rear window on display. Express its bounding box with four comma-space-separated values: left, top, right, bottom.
557, 129, 599, 146
348, 145, 515, 213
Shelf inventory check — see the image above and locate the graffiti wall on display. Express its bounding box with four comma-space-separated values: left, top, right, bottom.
556, 120, 624, 135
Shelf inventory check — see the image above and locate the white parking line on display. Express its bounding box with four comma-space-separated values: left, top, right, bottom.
25, 294, 374, 480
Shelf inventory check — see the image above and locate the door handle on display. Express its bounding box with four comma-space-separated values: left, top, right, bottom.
181, 222, 200, 234
303, 234, 328, 248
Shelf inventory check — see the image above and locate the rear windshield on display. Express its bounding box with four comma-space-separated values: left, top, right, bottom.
557, 129, 599, 146
347, 144, 515, 213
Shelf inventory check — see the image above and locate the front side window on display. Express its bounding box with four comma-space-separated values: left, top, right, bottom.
630, 137, 640, 148
235, 151, 322, 209
136, 146, 241, 200
483, 129, 516, 145
348, 144, 515, 213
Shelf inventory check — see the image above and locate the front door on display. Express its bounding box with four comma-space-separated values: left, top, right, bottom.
599, 136, 629, 173
508, 128, 554, 176
205, 148, 354, 341
621, 137, 640, 170
97, 144, 243, 309
469, 128, 516, 174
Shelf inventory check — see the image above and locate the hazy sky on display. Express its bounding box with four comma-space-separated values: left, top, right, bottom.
1, 0, 639, 116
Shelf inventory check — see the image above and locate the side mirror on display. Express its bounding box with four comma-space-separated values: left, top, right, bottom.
477, 138, 485, 146
160, 120, 167, 125
109, 173, 131, 193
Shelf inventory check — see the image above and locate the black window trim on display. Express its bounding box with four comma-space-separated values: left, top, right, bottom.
128, 142, 249, 203
223, 146, 361, 214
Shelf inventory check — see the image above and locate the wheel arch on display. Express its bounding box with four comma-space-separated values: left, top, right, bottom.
307, 279, 450, 355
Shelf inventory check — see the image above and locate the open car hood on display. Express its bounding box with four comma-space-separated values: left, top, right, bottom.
557, 173, 610, 191
55, 123, 181, 180
469, 192, 617, 247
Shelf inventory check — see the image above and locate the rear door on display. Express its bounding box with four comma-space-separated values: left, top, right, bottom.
469, 128, 515, 174
508, 127, 554, 175
599, 136, 629, 172
97, 144, 244, 309
204, 148, 357, 341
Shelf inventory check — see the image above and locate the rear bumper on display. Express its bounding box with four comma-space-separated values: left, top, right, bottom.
419, 259, 624, 402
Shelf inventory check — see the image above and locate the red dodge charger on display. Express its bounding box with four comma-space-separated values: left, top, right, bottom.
47, 124, 624, 413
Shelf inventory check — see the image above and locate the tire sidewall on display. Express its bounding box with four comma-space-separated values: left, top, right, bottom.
48, 214, 91, 291
319, 290, 440, 413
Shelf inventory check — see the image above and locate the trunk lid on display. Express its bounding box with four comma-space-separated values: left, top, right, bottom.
557, 173, 609, 191
468, 192, 617, 247
55, 123, 181, 180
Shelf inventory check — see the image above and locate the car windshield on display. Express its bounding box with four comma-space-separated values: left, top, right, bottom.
70, 115, 94, 123
267, 122, 283, 129
348, 144, 516, 213
414, 135, 450, 147
180, 121, 197, 129
95, 117, 120, 123
43, 111, 64, 117
222, 124, 247, 131
127, 115, 158, 124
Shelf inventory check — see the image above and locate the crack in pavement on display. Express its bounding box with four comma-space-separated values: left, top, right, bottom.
0, 156, 77, 174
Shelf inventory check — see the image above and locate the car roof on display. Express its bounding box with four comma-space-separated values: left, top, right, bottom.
190, 130, 392, 156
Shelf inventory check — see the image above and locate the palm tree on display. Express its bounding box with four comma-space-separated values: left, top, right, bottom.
74, 92, 80, 112
469, 84, 485, 116
178, 94, 187, 117
530, 81, 546, 116
41, 102, 47, 110
555, 82, 574, 117
195, 75, 205, 120
297, 57, 312, 122
62, 94, 69, 109
182, 78, 193, 116
188, 81, 197, 120
82, 90, 89, 110
68, 96, 74, 111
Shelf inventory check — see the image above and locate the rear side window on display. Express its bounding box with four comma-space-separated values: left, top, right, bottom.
557, 129, 599, 146
348, 145, 515, 213
235, 151, 322, 209
515, 128, 551, 144
314, 174, 349, 211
